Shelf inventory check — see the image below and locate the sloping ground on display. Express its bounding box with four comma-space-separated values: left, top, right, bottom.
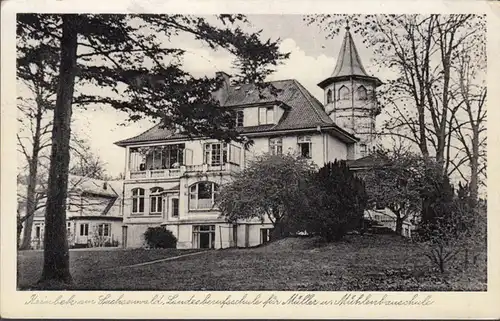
17, 234, 486, 291
17, 248, 202, 290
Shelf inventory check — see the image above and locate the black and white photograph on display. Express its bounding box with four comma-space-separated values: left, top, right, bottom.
2, 0, 499, 318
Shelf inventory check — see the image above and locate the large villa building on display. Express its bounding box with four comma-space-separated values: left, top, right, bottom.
114, 27, 388, 249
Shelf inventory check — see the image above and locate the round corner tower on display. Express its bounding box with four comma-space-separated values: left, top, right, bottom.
317, 26, 382, 158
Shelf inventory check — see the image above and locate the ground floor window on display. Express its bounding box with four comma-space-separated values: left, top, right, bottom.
298, 136, 312, 159
192, 225, 216, 249
98, 223, 111, 237
80, 223, 89, 236
260, 228, 274, 244
35, 225, 42, 238
171, 198, 179, 217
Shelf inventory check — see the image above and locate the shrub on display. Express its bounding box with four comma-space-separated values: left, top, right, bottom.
144, 227, 177, 248
293, 160, 368, 242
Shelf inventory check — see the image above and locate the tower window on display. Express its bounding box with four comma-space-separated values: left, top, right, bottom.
338, 86, 350, 100
360, 144, 368, 157
326, 89, 332, 104
357, 86, 367, 100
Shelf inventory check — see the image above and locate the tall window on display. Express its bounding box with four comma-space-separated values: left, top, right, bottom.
98, 223, 111, 237
189, 182, 219, 210
326, 89, 332, 103
79, 223, 89, 236
234, 110, 244, 127
35, 225, 41, 238
171, 198, 179, 218
338, 86, 350, 100
204, 143, 227, 166
150, 187, 164, 215
357, 85, 367, 100
298, 136, 312, 159
259, 106, 274, 124
132, 188, 145, 214
269, 137, 283, 155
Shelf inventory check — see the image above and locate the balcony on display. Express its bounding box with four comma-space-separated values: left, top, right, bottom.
127, 163, 240, 180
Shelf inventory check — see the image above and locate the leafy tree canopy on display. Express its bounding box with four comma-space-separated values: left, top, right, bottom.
17, 14, 290, 146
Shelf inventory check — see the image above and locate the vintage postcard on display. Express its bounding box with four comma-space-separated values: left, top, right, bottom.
1, 0, 499, 319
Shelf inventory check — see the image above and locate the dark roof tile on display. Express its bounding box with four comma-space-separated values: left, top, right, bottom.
115, 79, 355, 146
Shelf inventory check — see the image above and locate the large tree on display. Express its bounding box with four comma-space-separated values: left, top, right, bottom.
362, 148, 424, 235
306, 14, 486, 199
217, 153, 316, 240
17, 14, 288, 286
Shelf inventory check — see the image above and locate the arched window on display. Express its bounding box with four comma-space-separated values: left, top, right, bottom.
357, 85, 367, 100
150, 187, 164, 215
131, 188, 145, 214
189, 182, 219, 210
326, 89, 332, 104
338, 86, 350, 100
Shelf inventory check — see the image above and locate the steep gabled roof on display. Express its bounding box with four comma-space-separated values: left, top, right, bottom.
115, 79, 357, 146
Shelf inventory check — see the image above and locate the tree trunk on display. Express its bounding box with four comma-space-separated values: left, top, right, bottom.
19, 104, 43, 250
39, 16, 79, 285
469, 125, 479, 208
395, 214, 403, 236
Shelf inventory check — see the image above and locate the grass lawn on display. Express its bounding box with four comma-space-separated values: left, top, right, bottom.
17, 234, 487, 291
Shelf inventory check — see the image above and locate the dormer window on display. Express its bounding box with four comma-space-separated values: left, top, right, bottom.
338, 86, 350, 101
259, 106, 274, 125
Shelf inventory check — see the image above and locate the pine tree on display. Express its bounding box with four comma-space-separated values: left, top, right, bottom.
17, 14, 288, 286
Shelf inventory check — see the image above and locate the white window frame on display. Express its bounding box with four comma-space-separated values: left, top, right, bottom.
79, 223, 89, 236
189, 182, 219, 210
204, 142, 227, 166
192, 225, 216, 249
235, 110, 244, 127
269, 137, 283, 155
132, 188, 145, 214
149, 187, 164, 215
97, 223, 111, 237
298, 136, 312, 159
259, 106, 274, 125
171, 198, 179, 218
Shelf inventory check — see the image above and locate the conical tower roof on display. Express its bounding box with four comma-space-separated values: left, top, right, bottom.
318, 26, 381, 89
331, 26, 370, 78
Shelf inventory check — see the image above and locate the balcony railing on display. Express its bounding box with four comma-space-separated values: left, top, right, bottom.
128, 163, 240, 180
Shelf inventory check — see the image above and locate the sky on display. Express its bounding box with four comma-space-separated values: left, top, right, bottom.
20, 15, 387, 177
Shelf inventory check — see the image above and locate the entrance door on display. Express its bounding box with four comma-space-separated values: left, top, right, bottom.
78, 223, 89, 245
193, 225, 215, 249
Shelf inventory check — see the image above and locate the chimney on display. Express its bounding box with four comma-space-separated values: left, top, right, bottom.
103, 182, 108, 190
214, 71, 231, 104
